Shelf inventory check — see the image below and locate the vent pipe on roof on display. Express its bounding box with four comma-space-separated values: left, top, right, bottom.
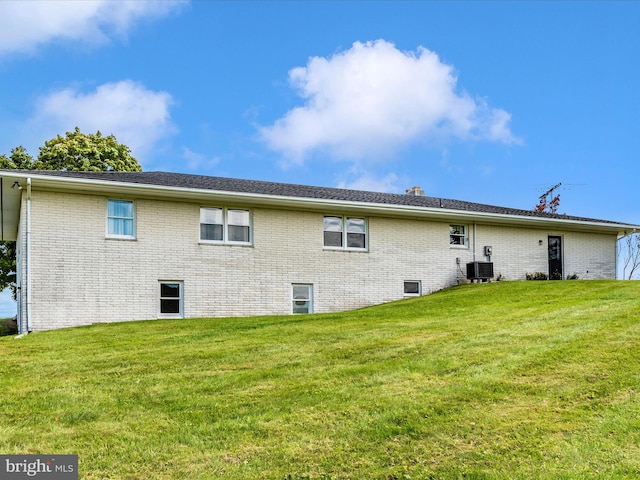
405, 186, 424, 196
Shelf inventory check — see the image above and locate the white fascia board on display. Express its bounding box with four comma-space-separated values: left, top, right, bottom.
7, 171, 640, 235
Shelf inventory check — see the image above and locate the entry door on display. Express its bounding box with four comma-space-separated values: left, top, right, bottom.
548, 236, 563, 280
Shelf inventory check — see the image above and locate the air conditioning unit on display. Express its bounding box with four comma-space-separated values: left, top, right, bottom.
466, 261, 494, 281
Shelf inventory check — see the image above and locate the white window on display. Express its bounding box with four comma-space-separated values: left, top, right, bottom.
292, 284, 313, 314
450, 224, 467, 247
404, 280, 422, 297
200, 207, 223, 241
159, 281, 183, 318
323, 216, 367, 250
227, 209, 251, 243
323, 216, 343, 247
107, 199, 135, 238
200, 207, 251, 244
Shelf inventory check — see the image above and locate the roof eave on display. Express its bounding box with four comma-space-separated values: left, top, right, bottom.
2, 171, 637, 236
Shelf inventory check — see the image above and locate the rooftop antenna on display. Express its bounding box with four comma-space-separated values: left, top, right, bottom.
535, 182, 562, 214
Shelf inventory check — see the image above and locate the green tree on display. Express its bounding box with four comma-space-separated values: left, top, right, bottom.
34, 127, 141, 172
0, 146, 35, 170
0, 147, 33, 298
0, 128, 141, 301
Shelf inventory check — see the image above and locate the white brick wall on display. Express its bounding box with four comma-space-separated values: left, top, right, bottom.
473, 225, 616, 280
21, 190, 619, 331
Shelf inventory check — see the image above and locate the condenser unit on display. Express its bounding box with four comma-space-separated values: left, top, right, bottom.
466, 261, 494, 281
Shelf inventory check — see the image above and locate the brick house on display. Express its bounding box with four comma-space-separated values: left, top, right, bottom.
0, 170, 636, 333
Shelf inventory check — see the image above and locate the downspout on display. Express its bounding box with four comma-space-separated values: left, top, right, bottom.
473, 223, 477, 262
25, 177, 32, 332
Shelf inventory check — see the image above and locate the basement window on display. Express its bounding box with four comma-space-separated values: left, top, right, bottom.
292, 284, 313, 314
404, 281, 421, 296
159, 281, 184, 318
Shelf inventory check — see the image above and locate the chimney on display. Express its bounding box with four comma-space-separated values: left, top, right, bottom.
405, 186, 424, 196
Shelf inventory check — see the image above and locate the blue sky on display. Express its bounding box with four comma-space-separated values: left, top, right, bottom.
0, 1, 639, 315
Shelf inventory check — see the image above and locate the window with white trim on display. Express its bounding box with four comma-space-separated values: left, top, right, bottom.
449, 224, 468, 247
159, 281, 183, 318
323, 216, 367, 250
107, 199, 135, 238
200, 207, 251, 244
292, 284, 313, 314
404, 280, 422, 297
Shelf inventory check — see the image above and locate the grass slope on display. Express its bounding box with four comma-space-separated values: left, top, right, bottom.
1, 281, 639, 479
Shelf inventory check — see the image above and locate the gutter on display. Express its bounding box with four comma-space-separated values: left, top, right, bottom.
2, 171, 638, 235
617, 228, 637, 241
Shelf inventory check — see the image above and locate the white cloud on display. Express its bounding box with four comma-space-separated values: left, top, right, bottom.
181, 146, 221, 172
336, 171, 403, 194
30, 80, 175, 160
260, 40, 520, 163
0, 0, 186, 56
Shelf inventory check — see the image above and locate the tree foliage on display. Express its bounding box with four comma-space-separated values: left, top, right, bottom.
34, 127, 141, 172
0, 242, 16, 295
0, 128, 141, 300
0, 146, 35, 170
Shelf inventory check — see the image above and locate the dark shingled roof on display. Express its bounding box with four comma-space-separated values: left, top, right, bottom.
9, 169, 624, 225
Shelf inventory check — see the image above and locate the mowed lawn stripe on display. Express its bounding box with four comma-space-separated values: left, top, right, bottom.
1, 280, 639, 479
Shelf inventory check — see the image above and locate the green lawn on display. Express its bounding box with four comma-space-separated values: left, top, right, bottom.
1, 280, 639, 479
